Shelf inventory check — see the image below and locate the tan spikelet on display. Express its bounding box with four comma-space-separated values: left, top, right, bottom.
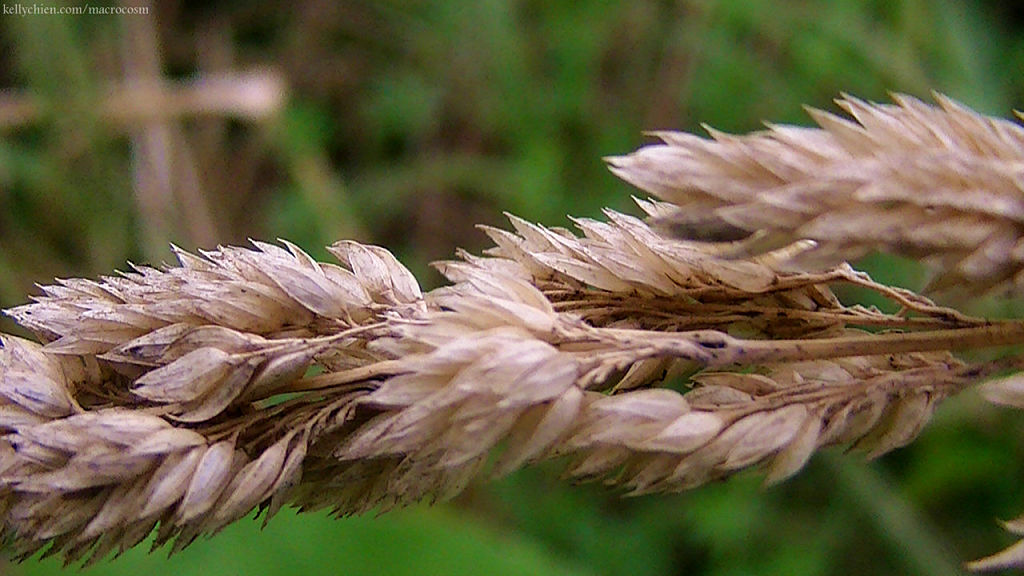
6, 240, 423, 356
606, 93, 1024, 295
555, 350, 984, 494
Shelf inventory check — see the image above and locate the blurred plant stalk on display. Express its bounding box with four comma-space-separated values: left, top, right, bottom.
0, 69, 286, 129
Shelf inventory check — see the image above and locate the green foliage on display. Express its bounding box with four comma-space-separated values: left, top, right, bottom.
14, 507, 594, 576
2, 0, 1024, 574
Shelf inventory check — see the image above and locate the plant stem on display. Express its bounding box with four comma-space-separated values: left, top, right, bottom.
285, 360, 407, 393
602, 321, 1024, 367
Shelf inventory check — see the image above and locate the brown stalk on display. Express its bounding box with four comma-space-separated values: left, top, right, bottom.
594, 322, 1024, 366
284, 360, 408, 393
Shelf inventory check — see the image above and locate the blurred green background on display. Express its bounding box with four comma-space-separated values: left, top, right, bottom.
2, 0, 1024, 574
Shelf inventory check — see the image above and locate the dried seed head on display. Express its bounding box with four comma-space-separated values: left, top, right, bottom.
0, 94, 1022, 570
607, 94, 1024, 295
0, 405, 331, 564
330, 327, 582, 508
6, 240, 425, 356
558, 352, 968, 495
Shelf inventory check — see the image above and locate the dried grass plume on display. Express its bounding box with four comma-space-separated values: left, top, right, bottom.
2, 93, 1024, 571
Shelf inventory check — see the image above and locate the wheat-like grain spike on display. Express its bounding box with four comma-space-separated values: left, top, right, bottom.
2, 94, 1024, 570
607, 93, 1024, 295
